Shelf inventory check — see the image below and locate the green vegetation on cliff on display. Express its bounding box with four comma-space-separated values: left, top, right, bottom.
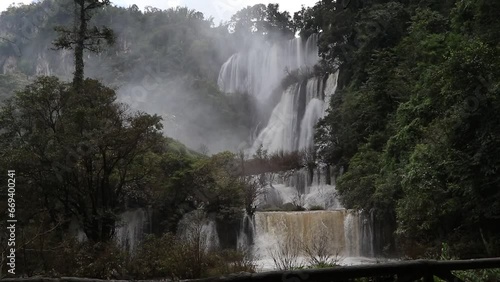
312, 0, 500, 257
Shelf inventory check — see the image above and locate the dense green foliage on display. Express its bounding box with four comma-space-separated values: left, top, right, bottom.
314, 0, 500, 257
228, 3, 295, 42
0, 76, 164, 242
0, 75, 252, 276
2, 233, 254, 279
131, 233, 255, 279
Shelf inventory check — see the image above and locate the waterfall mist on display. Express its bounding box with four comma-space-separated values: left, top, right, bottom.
118, 77, 252, 154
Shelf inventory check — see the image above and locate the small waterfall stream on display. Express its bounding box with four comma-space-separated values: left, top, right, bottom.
115, 208, 149, 252
177, 210, 220, 252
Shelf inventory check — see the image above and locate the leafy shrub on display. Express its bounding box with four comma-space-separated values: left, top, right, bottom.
73, 242, 129, 278
50, 239, 129, 279
206, 249, 256, 277
282, 203, 306, 211
308, 205, 325, 211
130, 233, 255, 280
260, 204, 283, 211
129, 234, 178, 279
309, 262, 340, 269
438, 243, 500, 282
281, 67, 314, 90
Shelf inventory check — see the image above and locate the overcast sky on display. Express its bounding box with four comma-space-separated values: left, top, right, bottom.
0, 0, 318, 23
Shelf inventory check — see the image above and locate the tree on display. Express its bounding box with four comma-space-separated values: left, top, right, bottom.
0, 76, 163, 242
191, 152, 244, 222
228, 4, 294, 42
153, 150, 198, 233
53, 0, 115, 92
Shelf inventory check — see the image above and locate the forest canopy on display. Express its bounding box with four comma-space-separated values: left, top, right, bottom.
313, 0, 500, 257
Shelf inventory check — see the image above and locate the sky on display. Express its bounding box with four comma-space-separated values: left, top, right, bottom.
0, 0, 318, 23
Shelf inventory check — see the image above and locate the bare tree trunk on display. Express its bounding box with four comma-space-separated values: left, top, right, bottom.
73, 0, 86, 93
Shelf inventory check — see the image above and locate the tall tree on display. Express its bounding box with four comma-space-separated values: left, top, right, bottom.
0, 77, 164, 242
53, 0, 115, 92
229, 4, 294, 41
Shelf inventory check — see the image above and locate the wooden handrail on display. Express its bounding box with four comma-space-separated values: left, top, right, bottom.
1, 258, 499, 282
190, 258, 500, 282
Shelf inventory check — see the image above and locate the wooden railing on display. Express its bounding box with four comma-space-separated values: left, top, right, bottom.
1, 258, 500, 282
192, 258, 500, 282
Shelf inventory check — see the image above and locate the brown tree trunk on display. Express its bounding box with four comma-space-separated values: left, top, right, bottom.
73, 0, 86, 93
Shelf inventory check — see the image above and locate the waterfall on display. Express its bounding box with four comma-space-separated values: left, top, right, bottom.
218, 34, 337, 154
250, 84, 300, 152
344, 212, 361, 257
69, 208, 150, 252
237, 214, 255, 250
253, 211, 347, 258
177, 210, 220, 252
218, 34, 374, 268
248, 72, 338, 153
115, 208, 149, 252
218, 35, 319, 102
236, 168, 375, 268
257, 168, 341, 210
249, 210, 374, 270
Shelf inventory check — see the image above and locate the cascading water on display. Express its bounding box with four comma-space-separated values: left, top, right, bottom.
218, 34, 375, 269
250, 70, 338, 153
218, 34, 337, 153
177, 210, 220, 252
247, 210, 374, 270
218, 34, 319, 102
254, 211, 349, 256
115, 208, 149, 252
256, 168, 341, 210
71, 208, 150, 252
